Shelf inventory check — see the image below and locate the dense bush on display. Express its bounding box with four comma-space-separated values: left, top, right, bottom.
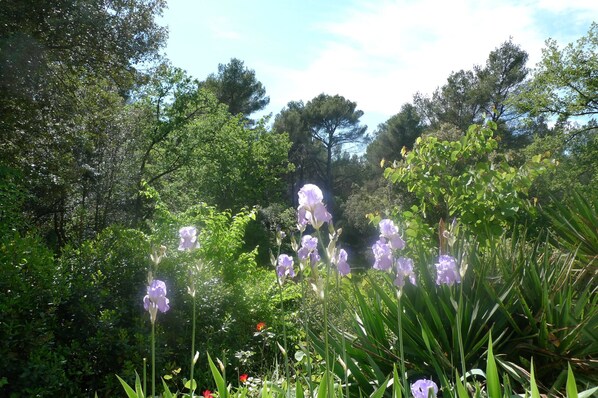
0, 233, 67, 396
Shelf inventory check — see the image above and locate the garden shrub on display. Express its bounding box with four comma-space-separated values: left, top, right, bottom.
0, 233, 67, 397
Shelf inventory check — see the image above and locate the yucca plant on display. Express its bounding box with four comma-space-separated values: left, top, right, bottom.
315, 226, 597, 396
542, 191, 597, 270
485, 228, 598, 393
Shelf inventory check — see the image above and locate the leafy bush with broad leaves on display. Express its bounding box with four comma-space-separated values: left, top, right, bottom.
383, 121, 554, 246
124, 201, 286, 393
56, 227, 152, 395
1, 195, 282, 396
0, 233, 68, 396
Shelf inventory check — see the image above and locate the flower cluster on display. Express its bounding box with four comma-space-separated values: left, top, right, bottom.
143, 279, 170, 324
275, 183, 351, 284
202, 390, 213, 398
372, 219, 415, 289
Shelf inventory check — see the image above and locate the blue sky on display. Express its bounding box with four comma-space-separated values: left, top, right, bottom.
160, 0, 597, 136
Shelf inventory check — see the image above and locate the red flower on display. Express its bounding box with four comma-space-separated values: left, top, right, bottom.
239, 373, 248, 383
202, 390, 213, 398
256, 322, 266, 331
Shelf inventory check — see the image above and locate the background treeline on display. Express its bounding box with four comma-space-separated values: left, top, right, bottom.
1, 1, 596, 396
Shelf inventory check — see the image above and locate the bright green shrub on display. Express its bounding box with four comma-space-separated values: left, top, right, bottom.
383, 122, 554, 245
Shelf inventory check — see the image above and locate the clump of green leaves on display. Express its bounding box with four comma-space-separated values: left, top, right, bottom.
383, 121, 554, 244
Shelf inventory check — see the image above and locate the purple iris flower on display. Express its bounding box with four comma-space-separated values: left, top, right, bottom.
276, 254, 295, 283
394, 257, 416, 288
335, 248, 351, 277
297, 184, 332, 230
178, 226, 199, 251
379, 219, 405, 250
144, 279, 170, 324
435, 254, 461, 286
298, 235, 320, 265
411, 379, 438, 398
372, 239, 393, 271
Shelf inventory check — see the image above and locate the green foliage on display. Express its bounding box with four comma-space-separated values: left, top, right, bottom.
305, 94, 367, 193
0, 233, 67, 396
486, 231, 598, 391
312, 228, 597, 396
384, 122, 553, 243
0, 165, 26, 234
513, 22, 597, 122
203, 58, 270, 119
0, 0, 167, 244
511, 23, 598, 200
543, 192, 598, 267
57, 227, 151, 395
366, 103, 424, 167
413, 39, 529, 145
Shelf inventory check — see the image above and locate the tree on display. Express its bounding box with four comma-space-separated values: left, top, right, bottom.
476, 40, 529, 123
366, 103, 424, 167
513, 22, 597, 123
302, 94, 367, 199
383, 122, 554, 244
134, 65, 292, 213
512, 23, 598, 198
273, 101, 325, 204
414, 69, 481, 132
414, 40, 529, 147
0, 0, 167, 246
203, 58, 270, 120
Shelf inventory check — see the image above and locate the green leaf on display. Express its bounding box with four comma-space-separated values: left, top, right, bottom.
116, 374, 141, 398
566, 363, 578, 398
134, 372, 145, 398
578, 386, 598, 398
370, 374, 391, 398
530, 360, 541, 398
295, 378, 304, 398
485, 333, 501, 398
455, 371, 469, 398
162, 378, 176, 398
184, 379, 197, 391
316, 371, 328, 398
208, 353, 228, 398
393, 365, 403, 398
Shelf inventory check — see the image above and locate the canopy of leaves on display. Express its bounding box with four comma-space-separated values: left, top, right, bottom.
513, 22, 597, 122
203, 58, 270, 119
366, 103, 424, 167
384, 122, 554, 241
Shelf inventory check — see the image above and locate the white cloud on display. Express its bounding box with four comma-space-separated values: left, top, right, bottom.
265, 0, 596, 130
207, 16, 242, 41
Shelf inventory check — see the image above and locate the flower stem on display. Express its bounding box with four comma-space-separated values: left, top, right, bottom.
278, 283, 291, 395
336, 272, 349, 398
151, 321, 156, 398
397, 292, 407, 397
143, 357, 147, 397
301, 277, 313, 396
316, 230, 333, 395
190, 293, 197, 397
456, 286, 467, 379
